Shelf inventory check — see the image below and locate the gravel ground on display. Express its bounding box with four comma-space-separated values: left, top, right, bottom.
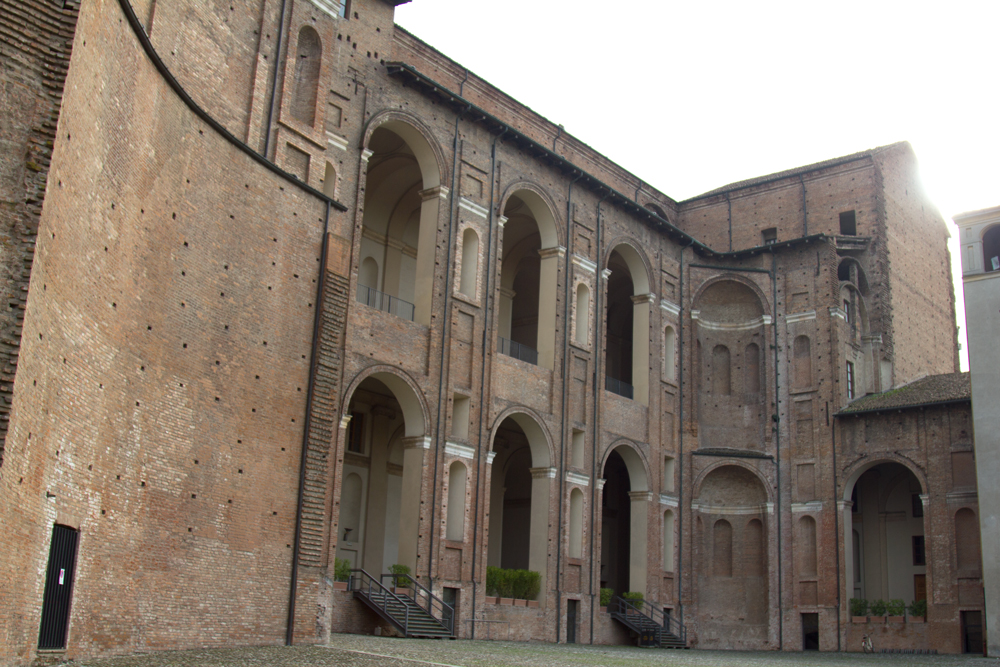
75, 635, 998, 667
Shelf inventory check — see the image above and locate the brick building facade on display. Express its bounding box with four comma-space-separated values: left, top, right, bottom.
0, 0, 979, 664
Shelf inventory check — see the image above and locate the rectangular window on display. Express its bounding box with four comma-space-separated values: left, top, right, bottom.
911, 493, 924, 518
338, 0, 350, 18
846, 362, 855, 400
840, 210, 857, 236
843, 300, 851, 325
347, 411, 364, 453
912, 535, 926, 566
762, 227, 777, 245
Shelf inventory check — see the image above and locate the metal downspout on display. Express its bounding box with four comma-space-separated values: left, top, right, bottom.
676, 238, 694, 630
800, 175, 808, 236
771, 248, 783, 649
287, 199, 331, 644
555, 172, 583, 643
262, 0, 289, 159
588, 190, 610, 645
831, 411, 841, 650
468, 125, 507, 639
427, 104, 472, 588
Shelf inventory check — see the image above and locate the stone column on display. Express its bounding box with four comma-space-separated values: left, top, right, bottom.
631, 293, 655, 405
414, 186, 448, 325
397, 435, 430, 573
530, 466, 557, 605
537, 246, 565, 370
629, 491, 652, 595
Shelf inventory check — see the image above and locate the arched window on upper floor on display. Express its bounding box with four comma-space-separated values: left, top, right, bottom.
292, 27, 322, 126
575, 282, 591, 346
458, 227, 479, 299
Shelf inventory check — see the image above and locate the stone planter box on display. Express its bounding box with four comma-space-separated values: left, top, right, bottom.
600, 606, 608, 614
514, 599, 527, 607
908, 616, 926, 623
852, 616, 867, 624
888, 615, 905, 623
483, 596, 498, 605
527, 600, 539, 608
331, 581, 348, 592
499, 597, 513, 606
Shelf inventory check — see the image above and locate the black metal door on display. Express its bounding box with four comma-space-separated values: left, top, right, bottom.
37, 525, 79, 650
962, 610, 983, 654
566, 599, 578, 643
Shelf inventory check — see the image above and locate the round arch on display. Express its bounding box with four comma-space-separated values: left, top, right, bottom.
604, 237, 652, 295
340, 365, 429, 438
600, 439, 650, 492
837, 257, 871, 295
690, 273, 772, 319
489, 406, 554, 468
498, 183, 562, 249
363, 111, 447, 189
692, 459, 774, 505
840, 453, 927, 501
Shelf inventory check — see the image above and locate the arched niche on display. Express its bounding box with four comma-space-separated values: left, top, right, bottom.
291, 26, 321, 126
600, 442, 650, 597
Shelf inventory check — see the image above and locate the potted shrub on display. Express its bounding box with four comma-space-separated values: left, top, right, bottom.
849, 597, 868, 623
623, 591, 644, 614
907, 599, 927, 622
484, 565, 501, 605
869, 598, 888, 622
332, 557, 351, 591
389, 564, 411, 594
887, 599, 905, 622
599, 588, 613, 612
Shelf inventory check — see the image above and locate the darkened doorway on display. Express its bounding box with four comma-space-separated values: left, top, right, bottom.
566, 599, 578, 643
801, 612, 819, 650
37, 525, 79, 650
600, 450, 631, 596
962, 610, 983, 654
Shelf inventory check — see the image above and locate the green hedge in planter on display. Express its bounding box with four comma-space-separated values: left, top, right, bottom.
869, 599, 888, 616
908, 599, 927, 618
600, 588, 613, 607
486, 566, 541, 600
622, 591, 644, 604
887, 599, 906, 616
849, 597, 868, 616
334, 557, 351, 583
389, 563, 411, 577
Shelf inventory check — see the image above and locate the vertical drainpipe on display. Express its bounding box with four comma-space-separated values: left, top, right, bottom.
676, 238, 693, 630
262, 0, 289, 159
831, 409, 841, 650
468, 125, 507, 639
427, 104, 472, 588
800, 175, 808, 237
588, 189, 610, 645
726, 193, 733, 252
771, 248, 783, 649
555, 171, 583, 643
287, 199, 332, 645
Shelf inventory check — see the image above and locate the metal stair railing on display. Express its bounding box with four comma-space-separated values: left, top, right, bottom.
349, 569, 412, 635
381, 573, 455, 636
608, 596, 687, 647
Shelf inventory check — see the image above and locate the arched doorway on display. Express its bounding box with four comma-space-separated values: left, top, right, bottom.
487, 413, 552, 601
359, 121, 442, 325
604, 244, 651, 404
600, 444, 650, 597
498, 190, 559, 368
843, 461, 926, 604
336, 373, 426, 575
694, 464, 770, 648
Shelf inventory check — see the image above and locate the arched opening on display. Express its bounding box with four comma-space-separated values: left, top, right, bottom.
458, 227, 479, 299
600, 445, 649, 597
693, 280, 767, 451
604, 244, 651, 404
291, 27, 321, 126
569, 488, 584, 559
843, 462, 925, 603
359, 257, 379, 292
360, 122, 442, 324
695, 465, 770, 647
446, 461, 467, 542
336, 373, 426, 575
983, 224, 1000, 272
487, 413, 552, 600
498, 191, 559, 368
574, 283, 590, 346
664, 326, 676, 381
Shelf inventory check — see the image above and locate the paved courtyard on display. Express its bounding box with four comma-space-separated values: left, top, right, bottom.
75, 634, 996, 667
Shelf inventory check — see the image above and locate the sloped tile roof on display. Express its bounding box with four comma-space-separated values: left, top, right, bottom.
837, 372, 970, 415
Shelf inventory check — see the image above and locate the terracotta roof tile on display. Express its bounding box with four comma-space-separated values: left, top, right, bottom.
837, 372, 970, 415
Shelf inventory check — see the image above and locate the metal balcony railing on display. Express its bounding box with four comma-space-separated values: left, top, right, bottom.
357, 284, 415, 322
497, 336, 538, 365
605, 375, 634, 399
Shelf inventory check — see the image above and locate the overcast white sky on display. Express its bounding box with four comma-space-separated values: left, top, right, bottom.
395, 0, 999, 371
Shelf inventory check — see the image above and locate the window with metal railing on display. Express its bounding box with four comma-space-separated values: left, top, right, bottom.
356, 284, 415, 322
605, 375, 634, 399
497, 336, 538, 365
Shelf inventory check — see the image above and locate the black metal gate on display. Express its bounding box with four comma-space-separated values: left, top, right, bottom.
37, 525, 79, 650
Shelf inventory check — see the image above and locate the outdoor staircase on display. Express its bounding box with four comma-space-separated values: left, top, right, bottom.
350, 569, 454, 639
608, 596, 688, 649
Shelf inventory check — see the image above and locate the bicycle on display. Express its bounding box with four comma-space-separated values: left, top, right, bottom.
862, 634, 874, 653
